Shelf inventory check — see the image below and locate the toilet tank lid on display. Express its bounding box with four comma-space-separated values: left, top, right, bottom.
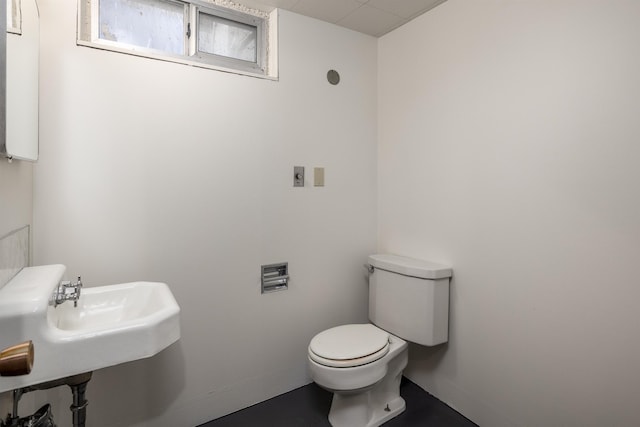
368, 254, 452, 279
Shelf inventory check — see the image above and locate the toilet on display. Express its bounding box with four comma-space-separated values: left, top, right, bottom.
308, 254, 452, 427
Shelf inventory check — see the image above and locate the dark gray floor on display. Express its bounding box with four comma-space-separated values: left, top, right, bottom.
199, 377, 477, 427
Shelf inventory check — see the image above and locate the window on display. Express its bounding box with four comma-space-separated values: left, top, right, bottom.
78, 0, 276, 78
98, 0, 186, 55
198, 12, 257, 62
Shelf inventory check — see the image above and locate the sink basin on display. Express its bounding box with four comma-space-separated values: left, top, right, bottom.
49, 282, 177, 331
0, 265, 180, 393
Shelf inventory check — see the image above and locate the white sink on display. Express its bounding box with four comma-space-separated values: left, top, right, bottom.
0, 265, 180, 393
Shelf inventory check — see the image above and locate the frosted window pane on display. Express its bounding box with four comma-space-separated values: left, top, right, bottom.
99, 0, 185, 55
198, 12, 257, 63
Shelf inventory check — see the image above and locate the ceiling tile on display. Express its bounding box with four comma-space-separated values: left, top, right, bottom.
291, 0, 362, 24
237, 0, 448, 37
366, 0, 445, 19
338, 4, 407, 37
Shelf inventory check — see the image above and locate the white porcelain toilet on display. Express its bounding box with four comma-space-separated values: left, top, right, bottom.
308, 254, 452, 427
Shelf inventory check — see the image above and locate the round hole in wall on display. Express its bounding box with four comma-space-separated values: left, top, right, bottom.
327, 69, 340, 85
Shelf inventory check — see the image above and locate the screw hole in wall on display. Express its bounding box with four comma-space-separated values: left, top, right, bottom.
327, 69, 340, 85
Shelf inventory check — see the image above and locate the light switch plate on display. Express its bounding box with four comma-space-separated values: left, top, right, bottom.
314, 167, 325, 187
294, 166, 304, 187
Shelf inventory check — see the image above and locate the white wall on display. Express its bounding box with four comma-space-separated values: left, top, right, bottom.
0, 160, 33, 414
0, 3, 35, 414
0, 161, 31, 238
33, 1, 377, 425
378, 0, 640, 425
0, 142, 33, 420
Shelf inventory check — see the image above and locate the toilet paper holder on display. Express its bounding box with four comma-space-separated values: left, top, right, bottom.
261, 262, 289, 293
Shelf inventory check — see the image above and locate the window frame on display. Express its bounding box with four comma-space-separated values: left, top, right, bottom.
78, 0, 274, 79
191, 2, 266, 75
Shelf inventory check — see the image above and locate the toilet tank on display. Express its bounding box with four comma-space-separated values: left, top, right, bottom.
368, 254, 452, 346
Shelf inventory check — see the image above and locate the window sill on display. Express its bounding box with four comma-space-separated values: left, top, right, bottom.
76, 39, 278, 81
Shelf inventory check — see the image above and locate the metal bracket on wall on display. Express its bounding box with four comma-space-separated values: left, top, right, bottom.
261, 262, 289, 293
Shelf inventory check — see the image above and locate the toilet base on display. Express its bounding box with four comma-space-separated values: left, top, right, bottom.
310, 331, 409, 427
326, 343, 407, 427
328, 392, 405, 427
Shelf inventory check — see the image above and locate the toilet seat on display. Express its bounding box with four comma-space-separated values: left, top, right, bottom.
309, 324, 390, 368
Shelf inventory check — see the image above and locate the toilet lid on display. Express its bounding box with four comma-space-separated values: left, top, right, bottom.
309, 324, 389, 368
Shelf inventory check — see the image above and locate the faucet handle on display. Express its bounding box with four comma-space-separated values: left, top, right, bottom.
51, 276, 83, 307
74, 276, 83, 307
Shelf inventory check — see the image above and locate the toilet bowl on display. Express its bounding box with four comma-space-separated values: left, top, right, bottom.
307, 254, 452, 427
308, 324, 408, 427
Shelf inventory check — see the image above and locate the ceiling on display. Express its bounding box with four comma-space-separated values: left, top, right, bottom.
236, 0, 447, 37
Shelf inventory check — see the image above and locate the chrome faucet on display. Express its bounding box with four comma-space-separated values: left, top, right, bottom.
50, 276, 83, 307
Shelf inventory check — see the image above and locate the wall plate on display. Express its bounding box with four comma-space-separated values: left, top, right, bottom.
294, 166, 304, 187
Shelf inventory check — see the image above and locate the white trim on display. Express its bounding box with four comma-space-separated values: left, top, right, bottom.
76, 0, 90, 41
90, 0, 98, 41
7, 0, 23, 35
267, 8, 278, 78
